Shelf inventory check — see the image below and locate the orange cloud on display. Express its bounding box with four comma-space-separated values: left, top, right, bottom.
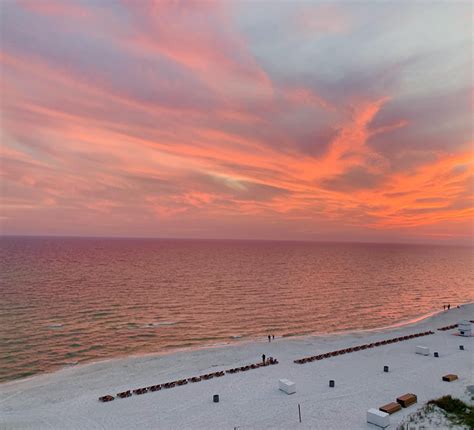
1, 1, 472, 243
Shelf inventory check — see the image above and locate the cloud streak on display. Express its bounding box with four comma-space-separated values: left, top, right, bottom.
0, 0, 472, 244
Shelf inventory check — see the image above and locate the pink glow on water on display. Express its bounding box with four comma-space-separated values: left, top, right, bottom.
1, 237, 472, 382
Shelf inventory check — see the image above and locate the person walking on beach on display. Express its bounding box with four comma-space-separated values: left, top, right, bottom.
268, 335, 271, 342
262, 354, 266, 364
443, 305, 446, 310
448, 304, 451, 310
272, 334, 275, 340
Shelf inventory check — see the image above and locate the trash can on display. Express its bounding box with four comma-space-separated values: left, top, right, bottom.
213, 394, 219, 403
329, 380, 335, 387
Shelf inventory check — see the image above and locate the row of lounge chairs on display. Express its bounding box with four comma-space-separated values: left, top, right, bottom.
294, 331, 434, 364
437, 319, 474, 331
226, 357, 278, 374
98, 358, 279, 402
437, 323, 458, 331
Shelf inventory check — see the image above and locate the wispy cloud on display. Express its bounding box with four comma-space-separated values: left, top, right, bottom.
1, 0, 472, 243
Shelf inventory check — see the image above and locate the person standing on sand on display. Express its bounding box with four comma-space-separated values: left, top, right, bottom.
268, 335, 271, 342
448, 304, 451, 310
262, 354, 266, 364
443, 305, 446, 310
272, 334, 275, 340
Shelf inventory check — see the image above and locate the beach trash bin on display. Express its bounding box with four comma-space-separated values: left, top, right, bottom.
279, 379, 296, 394
329, 380, 335, 387
460, 345, 464, 350
367, 408, 390, 428
434, 352, 439, 357
213, 394, 219, 403
383, 366, 389, 373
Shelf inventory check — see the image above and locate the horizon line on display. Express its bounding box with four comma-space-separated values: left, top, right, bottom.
1, 233, 472, 248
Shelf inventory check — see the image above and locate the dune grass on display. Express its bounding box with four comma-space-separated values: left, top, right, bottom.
428, 395, 474, 429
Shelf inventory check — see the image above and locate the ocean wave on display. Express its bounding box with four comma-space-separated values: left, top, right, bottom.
140, 321, 178, 328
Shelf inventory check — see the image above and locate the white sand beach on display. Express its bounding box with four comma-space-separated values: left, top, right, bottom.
1, 305, 472, 429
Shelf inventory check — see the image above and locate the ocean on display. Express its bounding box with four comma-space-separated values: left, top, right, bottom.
1, 236, 472, 383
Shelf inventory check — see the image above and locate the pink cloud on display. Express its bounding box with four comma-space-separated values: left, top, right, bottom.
1, 0, 472, 243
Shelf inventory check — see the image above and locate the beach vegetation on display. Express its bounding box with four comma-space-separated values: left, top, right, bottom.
427, 396, 474, 429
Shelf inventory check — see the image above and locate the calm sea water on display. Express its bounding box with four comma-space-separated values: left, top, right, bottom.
1, 237, 473, 383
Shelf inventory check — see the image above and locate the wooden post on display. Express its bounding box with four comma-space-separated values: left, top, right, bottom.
298, 403, 302, 423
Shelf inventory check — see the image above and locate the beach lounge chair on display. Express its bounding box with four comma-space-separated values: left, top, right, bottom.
99, 395, 114, 402
396, 393, 417, 408
379, 402, 401, 414
442, 374, 458, 382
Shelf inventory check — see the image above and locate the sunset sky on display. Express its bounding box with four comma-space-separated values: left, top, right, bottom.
1, 1, 472, 244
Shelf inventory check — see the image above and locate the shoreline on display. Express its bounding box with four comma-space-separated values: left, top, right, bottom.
2, 301, 472, 388
1, 303, 472, 429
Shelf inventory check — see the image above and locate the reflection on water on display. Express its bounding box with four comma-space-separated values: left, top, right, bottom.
1, 237, 473, 382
